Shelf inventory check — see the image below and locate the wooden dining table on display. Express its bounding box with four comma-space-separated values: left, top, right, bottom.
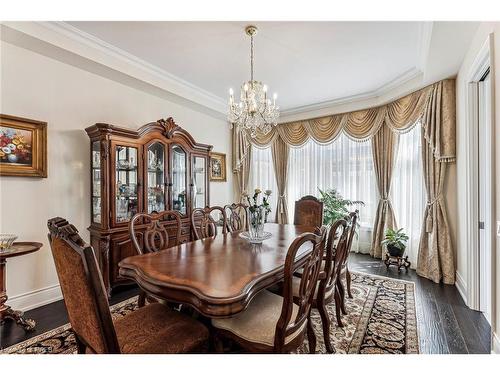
119, 223, 316, 318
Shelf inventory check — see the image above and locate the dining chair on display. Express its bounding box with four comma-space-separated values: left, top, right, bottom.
291, 218, 349, 352
211, 227, 327, 353
191, 206, 228, 240
47, 217, 209, 354
224, 203, 249, 232
336, 210, 359, 317
293, 195, 324, 227
129, 210, 182, 306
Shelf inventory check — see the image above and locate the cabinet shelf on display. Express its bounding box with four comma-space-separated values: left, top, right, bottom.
86, 118, 210, 294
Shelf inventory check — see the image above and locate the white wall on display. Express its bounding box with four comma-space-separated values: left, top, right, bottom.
456, 22, 500, 353
0, 41, 233, 311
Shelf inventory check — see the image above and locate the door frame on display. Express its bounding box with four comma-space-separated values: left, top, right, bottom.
463, 34, 495, 327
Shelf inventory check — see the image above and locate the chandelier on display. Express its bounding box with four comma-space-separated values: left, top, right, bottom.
228, 25, 279, 138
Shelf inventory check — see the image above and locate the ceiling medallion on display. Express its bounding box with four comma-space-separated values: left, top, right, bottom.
228, 25, 279, 138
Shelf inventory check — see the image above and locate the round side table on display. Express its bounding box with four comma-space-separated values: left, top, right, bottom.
0, 242, 43, 331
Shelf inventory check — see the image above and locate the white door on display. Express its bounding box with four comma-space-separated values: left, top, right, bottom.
478, 71, 492, 324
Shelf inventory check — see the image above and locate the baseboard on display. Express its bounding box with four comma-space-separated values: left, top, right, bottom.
493, 332, 500, 354
8, 284, 63, 312
455, 271, 468, 305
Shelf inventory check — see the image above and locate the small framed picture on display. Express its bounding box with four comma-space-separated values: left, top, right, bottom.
209, 152, 226, 182
0, 114, 47, 178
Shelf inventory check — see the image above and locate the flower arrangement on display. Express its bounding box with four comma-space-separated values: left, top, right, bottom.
243, 188, 272, 222
242, 188, 272, 240
0, 128, 32, 164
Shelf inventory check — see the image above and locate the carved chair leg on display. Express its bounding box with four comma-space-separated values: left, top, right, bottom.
317, 298, 334, 353
137, 291, 146, 308
334, 288, 343, 327
213, 332, 225, 353
336, 279, 347, 315
346, 267, 353, 299
306, 314, 317, 354
75, 335, 86, 354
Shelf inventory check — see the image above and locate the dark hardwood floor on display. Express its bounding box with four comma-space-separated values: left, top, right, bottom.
348, 253, 491, 354
0, 253, 491, 353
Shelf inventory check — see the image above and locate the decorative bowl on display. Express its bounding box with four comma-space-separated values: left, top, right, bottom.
0, 234, 18, 250
239, 231, 272, 244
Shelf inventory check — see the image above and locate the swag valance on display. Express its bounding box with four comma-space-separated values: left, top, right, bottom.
238, 78, 455, 166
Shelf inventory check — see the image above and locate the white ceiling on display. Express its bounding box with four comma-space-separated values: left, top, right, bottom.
66, 21, 478, 112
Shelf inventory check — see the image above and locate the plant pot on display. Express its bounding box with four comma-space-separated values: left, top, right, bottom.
387, 244, 405, 257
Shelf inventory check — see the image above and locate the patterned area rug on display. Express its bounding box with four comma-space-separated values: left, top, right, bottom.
1, 272, 418, 354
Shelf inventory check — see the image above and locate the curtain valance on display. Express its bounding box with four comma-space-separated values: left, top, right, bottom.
236, 78, 456, 170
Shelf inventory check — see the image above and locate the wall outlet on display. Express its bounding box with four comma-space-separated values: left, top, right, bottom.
497, 221, 500, 237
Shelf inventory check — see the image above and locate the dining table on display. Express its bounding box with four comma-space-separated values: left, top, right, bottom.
119, 223, 316, 318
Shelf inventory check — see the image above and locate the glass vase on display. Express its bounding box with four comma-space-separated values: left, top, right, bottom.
249, 206, 265, 240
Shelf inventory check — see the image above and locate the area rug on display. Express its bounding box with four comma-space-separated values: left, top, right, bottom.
1, 272, 418, 354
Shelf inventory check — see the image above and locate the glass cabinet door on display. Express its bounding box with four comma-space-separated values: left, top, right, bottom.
91, 141, 102, 223
147, 142, 165, 213
170, 145, 187, 215
192, 156, 207, 209
115, 145, 138, 223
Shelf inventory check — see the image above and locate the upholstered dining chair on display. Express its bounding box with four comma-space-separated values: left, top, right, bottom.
129, 210, 182, 306
191, 206, 228, 240
47, 217, 209, 354
293, 195, 324, 227
292, 219, 349, 352
224, 203, 249, 232
336, 210, 359, 314
211, 227, 327, 353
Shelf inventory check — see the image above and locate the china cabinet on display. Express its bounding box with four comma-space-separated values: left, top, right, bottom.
86, 118, 211, 295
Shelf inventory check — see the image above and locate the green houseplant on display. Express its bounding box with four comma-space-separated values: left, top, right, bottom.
381, 228, 409, 257
318, 188, 364, 226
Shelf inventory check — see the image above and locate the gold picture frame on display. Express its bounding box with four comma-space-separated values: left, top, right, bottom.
209, 152, 226, 182
0, 114, 47, 178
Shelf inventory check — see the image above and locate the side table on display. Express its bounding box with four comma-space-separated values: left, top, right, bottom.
0, 242, 43, 331
384, 252, 411, 273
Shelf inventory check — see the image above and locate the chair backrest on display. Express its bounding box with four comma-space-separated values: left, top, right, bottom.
47, 217, 120, 354
319, 219, 349, 299
129, 210, 182, 254
224, 203, 249, 232
293, 195, 324, 227
341, 210, 359, 267
191, 206, 228, 240
275, 226, 327, 352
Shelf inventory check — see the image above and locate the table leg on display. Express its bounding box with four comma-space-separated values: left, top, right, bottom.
0, 258, 36, 331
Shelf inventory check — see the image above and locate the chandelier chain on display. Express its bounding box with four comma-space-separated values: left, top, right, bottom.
250, 34, 254, 82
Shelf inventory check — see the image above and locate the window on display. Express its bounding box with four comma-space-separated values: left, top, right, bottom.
391, 125, 425, 268
287, 134, 377, 230
248, 146, 278, 221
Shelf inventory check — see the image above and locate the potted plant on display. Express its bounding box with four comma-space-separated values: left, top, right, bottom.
318, 188, 364, 227
381, 228, 409, 257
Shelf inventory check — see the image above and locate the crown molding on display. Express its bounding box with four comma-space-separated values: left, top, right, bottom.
279, 22, 433, 120
0, 21, 228, 120
280, 67, 423, 118
1, 21, 435, 123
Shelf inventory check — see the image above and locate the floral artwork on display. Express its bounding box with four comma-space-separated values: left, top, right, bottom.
0, 114, 47, 177
0, 126, 33, 165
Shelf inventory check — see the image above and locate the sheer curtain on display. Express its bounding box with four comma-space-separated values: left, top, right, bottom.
248, 146, 278, 221
287, 134, 378, 253
391, 124, 425, 268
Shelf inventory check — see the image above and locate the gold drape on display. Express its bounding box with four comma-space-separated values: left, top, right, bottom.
416, 80, 456, 284
232, 126, 252, 202
232, 78, 456, 284
271, 137, 290, 224
370, 124, 399, 258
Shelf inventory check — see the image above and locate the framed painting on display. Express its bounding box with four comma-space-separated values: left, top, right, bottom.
0, 114, 47, 177
209, 152, 226, 182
